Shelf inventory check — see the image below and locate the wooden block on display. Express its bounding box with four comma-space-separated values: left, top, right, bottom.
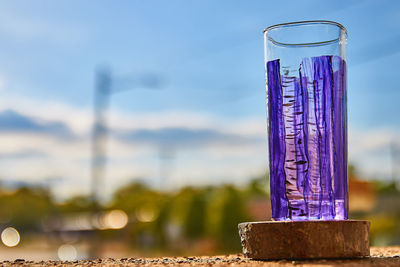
238, 220, 370, 260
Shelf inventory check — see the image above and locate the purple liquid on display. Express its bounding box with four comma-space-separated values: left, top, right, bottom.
267, 55, 348, 221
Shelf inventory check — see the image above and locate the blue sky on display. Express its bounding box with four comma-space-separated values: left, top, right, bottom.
0, 0, 399, 198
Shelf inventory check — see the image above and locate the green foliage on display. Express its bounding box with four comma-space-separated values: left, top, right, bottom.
183, 191, 206, 240
110, 181, 169, 249
374, 181, 399, 195
244, 175, 268, 197
0, 180, 260, 252
0, 187, 55, 232
3, 171, 400, 253
58, 195, 92, 213
348, 164, 357, 180
214, 185, 250, 251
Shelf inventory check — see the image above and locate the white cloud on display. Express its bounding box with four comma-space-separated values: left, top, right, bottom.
0, 96, 397, 200
0, 96, 91, 136
0, 97, 268, 199
349, 126, 400, 180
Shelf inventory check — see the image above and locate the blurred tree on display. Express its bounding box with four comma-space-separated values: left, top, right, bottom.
183, 191, 207, 240
110, 181, 168, 249
153, 199, 172, 248
58, 195, 92, 213
244, 175, 268, 197
348, 164, 357, 180
0, 187, 54, 232
214, 185, 250, 252
374, 181, 399, 194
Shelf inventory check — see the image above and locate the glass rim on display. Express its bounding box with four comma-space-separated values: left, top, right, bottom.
263, 20, 347, 47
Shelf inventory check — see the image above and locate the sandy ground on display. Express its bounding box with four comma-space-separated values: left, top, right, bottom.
0, 246, 398, 266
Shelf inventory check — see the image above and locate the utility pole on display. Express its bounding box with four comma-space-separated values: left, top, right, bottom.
158, 146, 175, 191
390, 140, 399, 186
89, 66, 163, 258
91, 67, 163, 208
91, 68, 112, 209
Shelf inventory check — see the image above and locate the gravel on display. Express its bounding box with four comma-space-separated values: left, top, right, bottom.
0, 246, 398, 266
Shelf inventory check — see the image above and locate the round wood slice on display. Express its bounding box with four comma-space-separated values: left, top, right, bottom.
238, 220, 370, 260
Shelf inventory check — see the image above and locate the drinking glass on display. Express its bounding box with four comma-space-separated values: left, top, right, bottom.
264, 21, 348, 220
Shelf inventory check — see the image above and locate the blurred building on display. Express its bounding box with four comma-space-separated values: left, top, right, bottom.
349, 179, 376, 213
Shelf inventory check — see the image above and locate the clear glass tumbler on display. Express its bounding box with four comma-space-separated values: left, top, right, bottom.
264, 21, 348, 221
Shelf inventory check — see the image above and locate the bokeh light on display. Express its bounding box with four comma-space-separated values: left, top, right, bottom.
1, 227, 20, 247
103, 209, 128, 229
57, 244, 77, 261
136, 206, 158, 223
